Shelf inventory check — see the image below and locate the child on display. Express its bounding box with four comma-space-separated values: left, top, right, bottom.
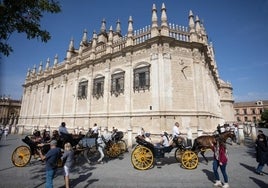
61, 142, 74, 188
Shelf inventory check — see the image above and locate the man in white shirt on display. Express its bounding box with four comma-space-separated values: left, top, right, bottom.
173, 122, 181, 137
172, 122, 186, 146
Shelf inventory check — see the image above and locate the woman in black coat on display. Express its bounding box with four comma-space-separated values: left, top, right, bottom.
255, 133, 268, 175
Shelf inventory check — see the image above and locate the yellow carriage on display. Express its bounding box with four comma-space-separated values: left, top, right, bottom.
131, 136, 198, 170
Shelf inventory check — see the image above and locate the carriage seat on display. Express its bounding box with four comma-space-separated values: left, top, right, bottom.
135, 136, 154, 150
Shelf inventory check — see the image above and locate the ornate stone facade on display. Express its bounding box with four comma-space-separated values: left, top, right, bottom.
0, 96, 21, 131
18, 3, 234, 137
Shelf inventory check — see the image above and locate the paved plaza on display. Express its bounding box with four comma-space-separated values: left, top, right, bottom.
0, 134, 267, 188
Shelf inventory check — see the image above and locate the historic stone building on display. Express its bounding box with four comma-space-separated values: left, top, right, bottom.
18, 3, 234, 138
0, 96, 21, 131
234, 100, 268, 124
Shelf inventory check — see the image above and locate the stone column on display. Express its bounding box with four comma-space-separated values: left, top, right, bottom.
197, 129, 203, 137
238, 124, 244, 145
251, 123, 257, 141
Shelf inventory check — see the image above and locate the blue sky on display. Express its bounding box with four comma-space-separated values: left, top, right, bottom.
1, 0, 268, 102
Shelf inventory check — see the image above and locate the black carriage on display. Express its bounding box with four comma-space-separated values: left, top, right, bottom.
131, 135, 198, 170
11, 132, 84, 167
11, 130, 128, 167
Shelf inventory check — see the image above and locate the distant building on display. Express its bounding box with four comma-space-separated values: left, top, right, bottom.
233, 100, 268, 124
0, 96, 21, 127
18, 3, 234, 136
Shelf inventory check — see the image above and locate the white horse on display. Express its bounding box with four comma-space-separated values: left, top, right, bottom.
96, 132, 112, 163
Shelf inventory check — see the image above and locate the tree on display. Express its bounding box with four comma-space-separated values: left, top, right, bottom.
261, 109, 268, 123
0, 0, 61, 56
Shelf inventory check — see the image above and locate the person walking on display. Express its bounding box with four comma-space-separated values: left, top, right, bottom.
255, 132, 268, 175
62, 142, 74, 188
38, 140, 62, 188
3, 126, 9, 141
211, 138, 229, 188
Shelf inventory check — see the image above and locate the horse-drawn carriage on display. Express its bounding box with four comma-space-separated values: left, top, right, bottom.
131, 135, 199, 170
131, 130, 237, 170
11, 129, 127, 167
82, 130, 127, 163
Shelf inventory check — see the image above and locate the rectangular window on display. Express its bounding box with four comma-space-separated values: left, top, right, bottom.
111, 72, 125, 96
133, 65, 150, 92
78, 80, 88, 99
251, 109, 255, 114
93, 77, 104, 99
243, 109, 247, 115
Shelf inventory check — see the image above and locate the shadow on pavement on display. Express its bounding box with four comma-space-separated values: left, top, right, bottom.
239, 162, 256, 173
249, 177, 268, 187
70, 172, 96, 188
202, 169, 214, 183
0, 144, 10, 148
0, 165, 16, 172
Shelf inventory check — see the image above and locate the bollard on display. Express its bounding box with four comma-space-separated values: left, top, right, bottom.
11, 125, 16, 134
197, 129, 203, 137
251, 123, 257, 141
187, 127, 193, 146
238, 124, 245, 145
127, 129, 133, 149
18, 125, 24, 135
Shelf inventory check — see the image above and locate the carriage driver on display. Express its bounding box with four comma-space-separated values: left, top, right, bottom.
172, 122, 186, 146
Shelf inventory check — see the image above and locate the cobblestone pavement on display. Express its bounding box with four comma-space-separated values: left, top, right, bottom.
0, 134, 267, 188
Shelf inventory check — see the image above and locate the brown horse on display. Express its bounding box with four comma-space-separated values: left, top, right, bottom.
191, 130, 237, 163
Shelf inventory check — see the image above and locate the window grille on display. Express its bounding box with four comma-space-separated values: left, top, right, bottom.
133, 65, 150, 92
93, 77, 104, 99
78, 80, 88, 99
111, 72, 125, 96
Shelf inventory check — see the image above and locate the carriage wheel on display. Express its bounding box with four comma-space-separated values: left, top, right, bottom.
175, 148, 185, 162
84, 147, 100, 164
11, 146, 32, 167
131, 145, 154, 170
117, 140, 127, 153
181, 150, 198, 170
106, 143, 121, 158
